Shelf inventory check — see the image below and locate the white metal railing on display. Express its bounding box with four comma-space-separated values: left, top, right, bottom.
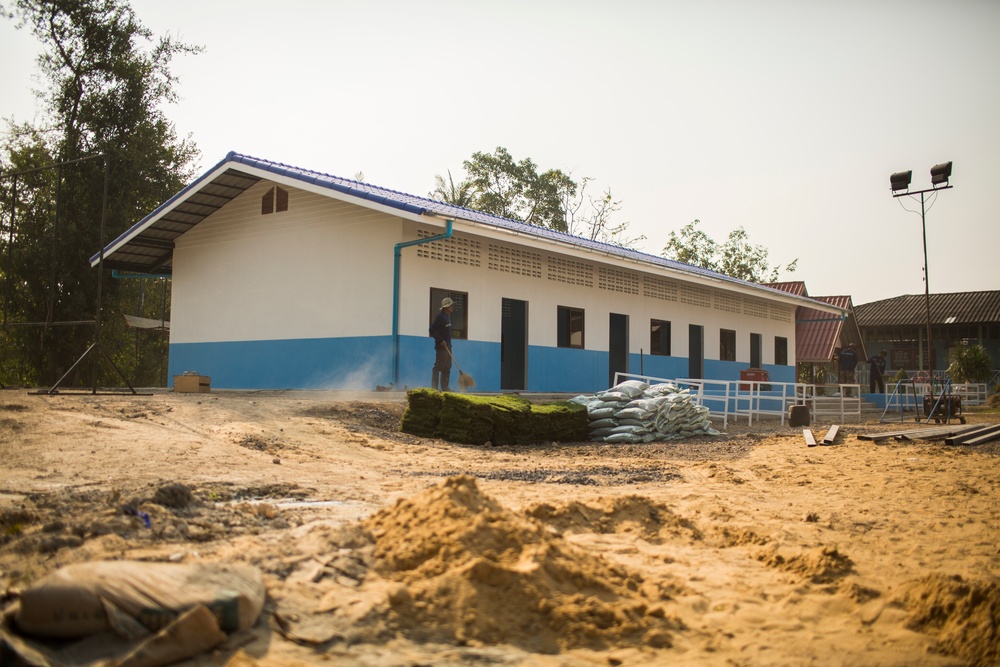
674, 378, 734, 430
881, 380, 922, 421
880, 380, 988, 406
613, 372, 733, 429
805, 384, 863, 422
950, 383, 988, 406
725, 379, 799, 425
611, 373, 865, 430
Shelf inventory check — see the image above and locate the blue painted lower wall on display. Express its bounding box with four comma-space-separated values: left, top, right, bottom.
168, 335, 798, 392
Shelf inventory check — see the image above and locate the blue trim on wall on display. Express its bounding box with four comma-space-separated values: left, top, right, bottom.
168, 335, 801, 392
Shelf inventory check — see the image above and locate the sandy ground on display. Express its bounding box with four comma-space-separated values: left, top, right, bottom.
0, 388, 998, 667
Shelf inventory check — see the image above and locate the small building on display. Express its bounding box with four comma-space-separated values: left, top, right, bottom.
766, 281, 866, 384
92, 153, 844, 392
854, 291, 1000, 375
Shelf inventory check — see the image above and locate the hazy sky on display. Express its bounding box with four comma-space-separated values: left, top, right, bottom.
2, 0, 998, 305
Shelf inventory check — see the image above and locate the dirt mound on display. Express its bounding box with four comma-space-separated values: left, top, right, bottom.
900, 573, 1000, 666
524, 495, 702, 543
755, 545, 854, 583
362, 476, 682, 653
152, 483, 194, 509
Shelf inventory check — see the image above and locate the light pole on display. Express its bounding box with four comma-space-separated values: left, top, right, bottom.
889, 161, 953, 375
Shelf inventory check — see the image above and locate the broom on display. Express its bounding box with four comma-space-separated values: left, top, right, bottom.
445, 347, 476, 391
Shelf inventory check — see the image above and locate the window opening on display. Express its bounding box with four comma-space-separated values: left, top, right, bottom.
720, 329, 736, 361
557, 306, 585, 348
261, 186, 288, 215
650, 319, 671, 356
775, 337, 788, 365
429, 288, 468, 339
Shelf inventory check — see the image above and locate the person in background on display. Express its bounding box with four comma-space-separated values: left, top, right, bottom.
869, 350, 887, 393
429, 297, 454, 392
839, 343, 859, 396
839, 343, 859, 382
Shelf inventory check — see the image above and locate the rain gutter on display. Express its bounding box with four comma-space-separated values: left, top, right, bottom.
391, 219, 453, 386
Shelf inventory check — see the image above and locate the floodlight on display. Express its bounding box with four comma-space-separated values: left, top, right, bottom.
890, 170, 912, 192
930, 161, 952, 186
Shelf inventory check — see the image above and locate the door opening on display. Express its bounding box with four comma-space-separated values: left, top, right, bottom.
688, 324, 704, 379
501, 298, 527, 390
609, 313, 629, 386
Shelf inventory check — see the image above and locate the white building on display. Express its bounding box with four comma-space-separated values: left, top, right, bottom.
92, 153, 844, 392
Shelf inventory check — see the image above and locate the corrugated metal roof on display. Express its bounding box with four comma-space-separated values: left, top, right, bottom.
765, 284, 867, 363
90, 166, 262, 273
855, 291, 1000, 327
88, 153, 844, 315
767, 281, 808, 297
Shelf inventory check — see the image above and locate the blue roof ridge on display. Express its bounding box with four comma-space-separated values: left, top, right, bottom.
225, 153, 830, 301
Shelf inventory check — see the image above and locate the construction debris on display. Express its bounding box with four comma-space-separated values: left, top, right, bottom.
805, 425, 841, 447
858, 423, 1000, 446
944, 424, 1000, 446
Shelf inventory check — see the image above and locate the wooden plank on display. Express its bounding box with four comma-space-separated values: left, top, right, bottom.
941, 424, 993, 445
822, 425, 840, 445
963, 428, 1000, 446
804, 429, 817, 447
857, 425, 978, 442
901, 425, 981, 441
857, 427, 947, 441
946, 425, 1000, 446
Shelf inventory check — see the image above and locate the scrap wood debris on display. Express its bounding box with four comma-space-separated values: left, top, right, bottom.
802, 424, 840, 447
805, 425, 840, 447
859, 423, 1000, 445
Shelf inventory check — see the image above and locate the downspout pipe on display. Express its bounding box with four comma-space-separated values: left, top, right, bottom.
391, 219, 453, 386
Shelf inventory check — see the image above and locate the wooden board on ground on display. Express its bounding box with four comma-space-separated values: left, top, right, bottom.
858, 425, 978, 441
804, 429, 817, 447
822, 425, 840, 445
945, 425, 1000, 446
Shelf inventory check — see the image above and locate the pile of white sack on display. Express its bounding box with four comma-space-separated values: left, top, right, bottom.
571, 379, 721, 443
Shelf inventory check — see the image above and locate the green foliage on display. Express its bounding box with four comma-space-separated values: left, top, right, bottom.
432, 147, 640, 248
429, 170, 474, 208
662, 219, 797, 282
461, 147, 575, 231
1, 0, 198, 387
947, 345, 993, 384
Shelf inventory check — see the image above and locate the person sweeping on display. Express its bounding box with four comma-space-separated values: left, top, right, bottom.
429, 297, 454, 392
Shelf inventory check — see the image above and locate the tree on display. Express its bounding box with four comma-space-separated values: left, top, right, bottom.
662, 219, 797, 282
432, 147, 641, 247
947, 345, 993, 384
563, 176, 644, 249
459, 147, 575, 230
429, 169, 473, 208
1, 0, 199, 387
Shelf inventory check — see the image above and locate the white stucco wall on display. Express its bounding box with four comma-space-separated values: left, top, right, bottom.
170, 179, 804, 366
396, 219, 797, 365
171, 182, 401, 344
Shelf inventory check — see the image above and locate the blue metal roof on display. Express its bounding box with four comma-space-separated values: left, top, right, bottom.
90, 152, 832, 308
222, 153, 750, 288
